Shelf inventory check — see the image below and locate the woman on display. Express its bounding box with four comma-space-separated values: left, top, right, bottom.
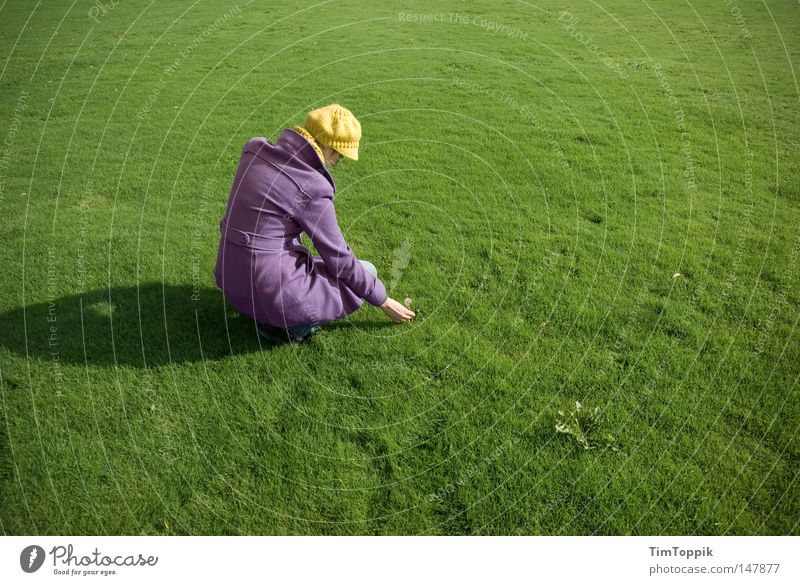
214, 104, 415, 344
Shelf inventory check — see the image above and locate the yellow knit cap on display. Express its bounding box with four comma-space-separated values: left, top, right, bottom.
302, 104, 361, 161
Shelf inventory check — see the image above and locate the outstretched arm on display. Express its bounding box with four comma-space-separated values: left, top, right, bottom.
296, 192, 388, 306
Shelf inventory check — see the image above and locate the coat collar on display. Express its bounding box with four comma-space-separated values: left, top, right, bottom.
276, 128, 336, 193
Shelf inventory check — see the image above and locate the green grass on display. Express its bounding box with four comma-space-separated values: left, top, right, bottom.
1, 0, 798, 535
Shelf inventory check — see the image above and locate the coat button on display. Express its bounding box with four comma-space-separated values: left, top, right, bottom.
240, 233, 250, 244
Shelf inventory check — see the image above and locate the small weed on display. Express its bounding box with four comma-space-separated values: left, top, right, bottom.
555, 401, 620, 452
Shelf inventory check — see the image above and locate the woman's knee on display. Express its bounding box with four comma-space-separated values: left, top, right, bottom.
358, 259, 377, 277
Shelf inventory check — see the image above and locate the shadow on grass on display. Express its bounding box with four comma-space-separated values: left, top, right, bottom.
0, 283, 387, 368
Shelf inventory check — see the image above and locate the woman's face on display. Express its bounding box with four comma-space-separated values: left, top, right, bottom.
322, 146, 342, 167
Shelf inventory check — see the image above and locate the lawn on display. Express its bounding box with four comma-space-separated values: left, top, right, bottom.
0, 0, 798, 535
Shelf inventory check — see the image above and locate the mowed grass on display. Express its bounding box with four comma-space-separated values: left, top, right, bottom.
0, 0, 798, 535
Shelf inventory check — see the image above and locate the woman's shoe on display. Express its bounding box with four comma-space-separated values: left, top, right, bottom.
256, 322, 321, 344
256, 322, 292, 344
288, 323, 321, 342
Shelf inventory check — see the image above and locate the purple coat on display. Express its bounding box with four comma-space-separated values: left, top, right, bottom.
214, 128, 387, 327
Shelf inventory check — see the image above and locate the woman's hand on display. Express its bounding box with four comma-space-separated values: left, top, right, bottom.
380, 297, 416, 323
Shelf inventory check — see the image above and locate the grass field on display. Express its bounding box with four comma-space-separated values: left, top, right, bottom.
1, 0, 798, 535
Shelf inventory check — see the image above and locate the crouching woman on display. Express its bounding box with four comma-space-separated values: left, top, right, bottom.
214, 104, 415, 343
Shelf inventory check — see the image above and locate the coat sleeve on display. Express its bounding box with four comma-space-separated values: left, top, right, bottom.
296, 192, 388, 307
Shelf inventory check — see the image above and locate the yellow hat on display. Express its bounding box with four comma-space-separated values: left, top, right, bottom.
303, 104, 361, 161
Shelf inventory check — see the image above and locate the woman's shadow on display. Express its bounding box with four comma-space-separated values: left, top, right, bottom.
0, 283, 394, 368
0, 283, 270, 368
